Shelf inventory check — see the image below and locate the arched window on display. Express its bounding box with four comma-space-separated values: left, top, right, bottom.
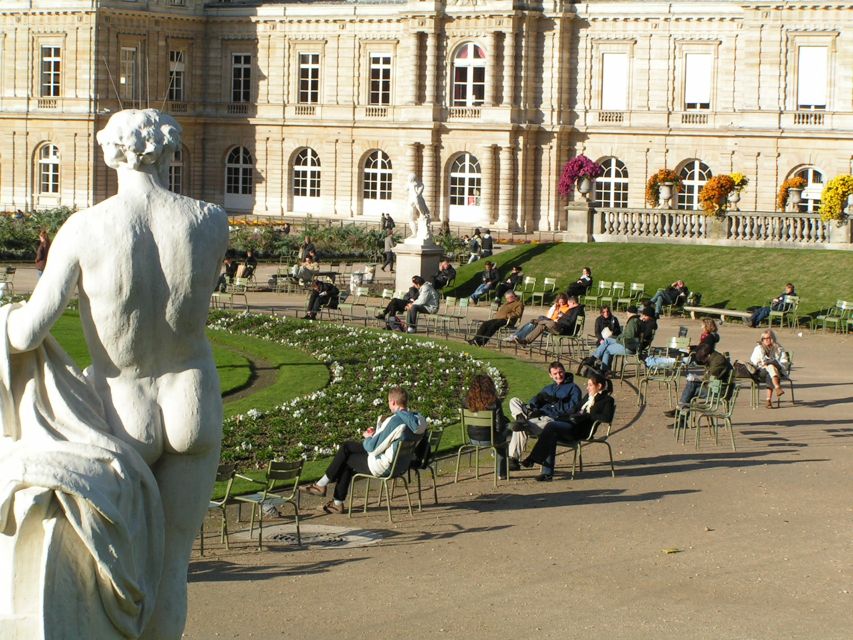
452, 43, 486, 107
168, 146, 185, 194
38, 144, 60, 194
225, 147, 253, 195
449, 153, 481, 207
593, 158, 628, 208
363, 150, 392, 201
676, 160, 712, 210
795, 166, 824, 213
293, 148, 321, 198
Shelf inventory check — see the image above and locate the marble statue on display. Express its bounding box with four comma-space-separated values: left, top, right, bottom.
405, 173, 434, 244
0, 109, 228, 639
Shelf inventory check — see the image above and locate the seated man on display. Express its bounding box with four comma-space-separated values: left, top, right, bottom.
749, 283, 796, 328
215, 254, 239, 292
649, 280, 690, 318
516, 295, 584, 346
664, 342, 732, 419
242, 249, 258, 279
509, 293, 569, 343
432, 258, 457, 290
592, 305, 642, 374
303, 279, 340, 320
638, 306, 657, 353
467, 290, 524, 347
469, 260, 499, 304
507, 361, 582, 470
521, 373, 615, 481
404, 275, 439, 333
376, 277, 420, 321
301, 387, 426, 513
494, 265, 523, 300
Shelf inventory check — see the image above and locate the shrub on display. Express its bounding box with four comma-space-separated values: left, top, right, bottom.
819, 175, 853, 222
0, 206, 75, 260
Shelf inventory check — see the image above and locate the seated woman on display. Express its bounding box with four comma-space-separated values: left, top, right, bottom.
594, 305, 621, 345
464, 374, 512, 477
293, 250, 318, 284
520, 373, 615, 481
750, 329, 790, 408
697, 318, 720, 349
509, 293, 569, 343
565, 266, 593, 298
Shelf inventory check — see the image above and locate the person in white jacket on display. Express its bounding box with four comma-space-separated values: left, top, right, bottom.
404, 276, 439, 333
301, 387, 427, 513
749, 329, 790, 408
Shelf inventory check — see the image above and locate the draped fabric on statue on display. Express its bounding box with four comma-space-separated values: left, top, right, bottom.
0, 304, 164, 639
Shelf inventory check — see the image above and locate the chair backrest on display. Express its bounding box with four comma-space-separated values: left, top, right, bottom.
630, 282, 645, 296
543, 277, 557, 290
572, 314, 586, 336
597, 280, 612, 293
585, 420, 611, 441
783, 295, 799, 310
266, 459, 303, 483
456, 297, 470, 317
611, 281, 626, 294
412, 427, 444, 469
677, 325, 689, 338
386, 438, 419, 479
522, 276, 536, 291
668, 336, 690, 350
212, 463, 237, 505
460, 407, 499, 446
381, 288, 394, 299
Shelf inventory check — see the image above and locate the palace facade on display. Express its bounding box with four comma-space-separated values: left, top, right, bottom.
1, 0, 851, 231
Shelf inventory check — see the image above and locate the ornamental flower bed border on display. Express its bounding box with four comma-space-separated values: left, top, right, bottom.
208, 311, 506, 467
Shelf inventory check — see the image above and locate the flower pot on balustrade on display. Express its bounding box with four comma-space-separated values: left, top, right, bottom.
787, 187, 803, 212
727, 190, 741, 212
658, 182, 674, 208
847, 194, 853, 216
577, 177, 593, 198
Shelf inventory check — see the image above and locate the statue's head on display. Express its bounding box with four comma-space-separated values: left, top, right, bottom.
96, 109, 182, 183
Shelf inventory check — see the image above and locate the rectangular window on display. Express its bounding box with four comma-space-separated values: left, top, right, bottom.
168, 50, 185, 101
368, 54, 391, 105
684, 53, 712, 110
797, 46, 827, 110
231, 53, 251, 103
119, 47, 137, 100
601, 53, 628, 111
40, 46, 61, 97
298, 53, 320, 104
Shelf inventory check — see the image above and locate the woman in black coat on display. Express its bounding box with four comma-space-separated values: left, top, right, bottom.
521, 373, 615, 481
593, 306, 621, 344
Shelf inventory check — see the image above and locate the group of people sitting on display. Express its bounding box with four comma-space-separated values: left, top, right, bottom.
215, 250, 257, 292
374, 275, 440, 333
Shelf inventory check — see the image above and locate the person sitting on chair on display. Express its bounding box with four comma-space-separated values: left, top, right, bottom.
376, 276, 421, 322
748, 283, 796, 328
508, 293, 569, 343
521, 373, 615, 481
301, 387, 426, 513
469, 260, 499, 304
593, 305, 621, 345
242, 249, 258, 279
749, 329, 790, 408
565, 266, 593, 298
591, 305, 642, 375
432, 259, 457, 290
464, 374, 511, 479
404, 276, 440, 333
494, 265, 523, 300
215, 254, 239, 292
663, 342, 732, 419
649, 280, 690, 318
514, 295, 584, 346
507, 362, 582, 471
468, 290, 524, 347
303, 279, 340, 320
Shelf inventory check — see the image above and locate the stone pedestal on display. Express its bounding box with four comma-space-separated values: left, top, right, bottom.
707, 216, 728, 241
561, 201, 594, 243
394, 240, 444, 293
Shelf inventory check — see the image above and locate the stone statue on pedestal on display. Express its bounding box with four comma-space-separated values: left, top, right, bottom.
405, 173, 434, 245
0, 109, 228, 639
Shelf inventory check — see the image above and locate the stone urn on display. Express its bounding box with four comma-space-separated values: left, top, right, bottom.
577, 176, 593, 196
727, 189, 741, 211
846, 193, 853, 216
658, 182, 674, 208
787, 187, 803, 211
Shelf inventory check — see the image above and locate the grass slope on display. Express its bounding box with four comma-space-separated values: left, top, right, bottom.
447, 242, 853, 315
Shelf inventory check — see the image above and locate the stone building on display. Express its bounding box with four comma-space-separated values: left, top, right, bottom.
0, 0, 850, 231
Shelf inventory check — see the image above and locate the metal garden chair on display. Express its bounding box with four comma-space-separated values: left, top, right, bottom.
234, 459, 304, 548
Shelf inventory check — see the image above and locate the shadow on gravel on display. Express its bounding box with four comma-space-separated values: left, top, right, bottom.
458, 488, 701, 512
616, 450, 827, 477
188, 556, 367, 583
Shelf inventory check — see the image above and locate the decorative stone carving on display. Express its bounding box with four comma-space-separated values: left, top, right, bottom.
405, 173, 434, 245
0, 109, 229, 639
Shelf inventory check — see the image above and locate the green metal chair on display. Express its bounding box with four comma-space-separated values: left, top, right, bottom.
531, 277, 557, 307
519, 276, 537, 303
692, 384, 741, 450
811, 299, 850, 333
637, 357, 684, 408
234, 459, 304, 548
768, 295, 799, 329
673, 378, 725, 445
348, 438, 418, 522
454, 408, 510, 487
595, 280, 615, 310
556, 420, 615, 479
616, 282, 644, 311
408, 426, 445, 507
200, 462, 237, 555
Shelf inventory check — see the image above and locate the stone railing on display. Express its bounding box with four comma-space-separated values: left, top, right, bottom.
562, 204, 851, 249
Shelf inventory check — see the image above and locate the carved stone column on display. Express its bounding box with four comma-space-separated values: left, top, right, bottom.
406, 142, 420, 178
498, 144, 515, 230
425, 31, 438, 105
405, 31, 419, 105
422, 142, 438, 217
485, 32, 499, 106
502, 30, 515, 107
480, 144, 496, 224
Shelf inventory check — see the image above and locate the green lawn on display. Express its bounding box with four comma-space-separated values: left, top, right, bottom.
446, 242, 853, 316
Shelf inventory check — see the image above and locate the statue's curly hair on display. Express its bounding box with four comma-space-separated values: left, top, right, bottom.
96, 109, 182, 173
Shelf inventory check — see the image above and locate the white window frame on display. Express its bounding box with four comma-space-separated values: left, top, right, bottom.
38, 144, 60, 194
368, 53, 392, 106
168, 50, 186, 102
40, 45, 61, 98
795, 167, 824, 213
298, 53, 320, 104
169, 147, 184, 194
293, 148, 321, 198
593, 158, 629, 209
231, 53, 251, 103
119, 46, 138, 101
451, 43, 486, 107
677, 160, 712, 211
363, 150, 392, 201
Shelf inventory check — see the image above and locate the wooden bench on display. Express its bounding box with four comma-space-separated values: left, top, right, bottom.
682, 305, 752, 324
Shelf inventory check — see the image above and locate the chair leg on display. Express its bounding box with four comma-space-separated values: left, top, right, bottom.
199, 523, 205, 556
428, 466, 439, 505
